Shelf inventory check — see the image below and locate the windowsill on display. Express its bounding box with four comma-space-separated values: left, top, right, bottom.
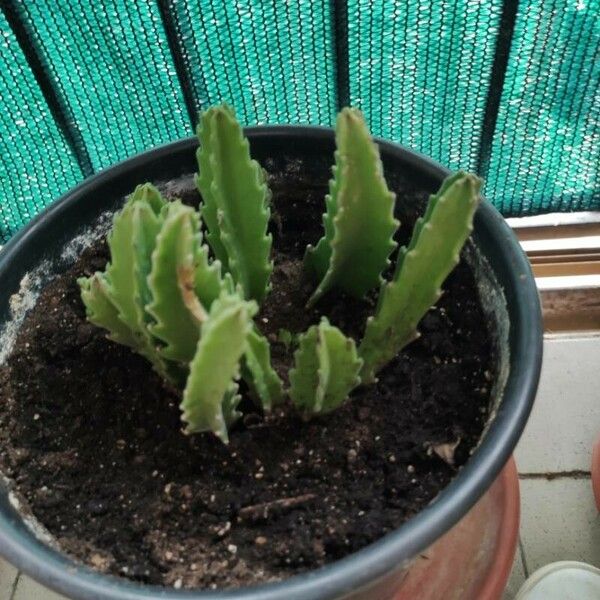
508, 212, 600, 332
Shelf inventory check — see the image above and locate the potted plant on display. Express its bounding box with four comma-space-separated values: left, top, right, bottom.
0, 105, 542, 599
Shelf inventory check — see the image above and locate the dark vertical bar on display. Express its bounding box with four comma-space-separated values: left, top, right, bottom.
476, 0, 519, 176
3, 1, 94, 177
332, 0, 350, 111
156, 0, 199, 128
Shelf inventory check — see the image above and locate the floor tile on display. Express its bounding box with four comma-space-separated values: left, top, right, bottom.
515, 335, 600, 474
520, 478, 600, 572
0, 558, 17, 600
12, 575, 68, 600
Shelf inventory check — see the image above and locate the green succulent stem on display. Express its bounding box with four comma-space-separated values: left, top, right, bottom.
146, 201, 205, 363
196, 104, 273, 303
242, 327, 284, 411
181, 293, 256, 443
289, 318, 362, 414
305, 108, 398, 306
359, 171, 481, 383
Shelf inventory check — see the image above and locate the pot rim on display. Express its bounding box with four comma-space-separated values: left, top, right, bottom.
0, 126, 543, 600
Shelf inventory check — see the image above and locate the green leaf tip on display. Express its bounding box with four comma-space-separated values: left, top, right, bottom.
181, 293, 257, 443
306, 107, 399, 307
126, 182, 167, 215
196, 103, 273, 303
359, 171, 482, 383
289, 317, 363, 415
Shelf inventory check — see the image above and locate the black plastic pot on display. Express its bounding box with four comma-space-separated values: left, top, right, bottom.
0, 127, 542, 600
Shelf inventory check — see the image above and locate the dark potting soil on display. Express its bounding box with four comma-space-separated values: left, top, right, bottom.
0, 171, 495, 590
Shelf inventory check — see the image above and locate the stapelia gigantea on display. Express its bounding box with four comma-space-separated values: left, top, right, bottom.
80, 103, 481, 443
359, 171, 481, 382
79, 183, 281, 439
196, 104, 273, 303
305, 108, 398, 307
181, 293, 256, 443
289, 318, 363, 415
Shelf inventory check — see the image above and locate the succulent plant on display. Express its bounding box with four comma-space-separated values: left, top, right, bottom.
305, 108, 398, 306
78, 180, 280, 441
79, 104, 481, 442
196, 104, 273, 303
289, 318, 362, 415
359, 171, 481, 382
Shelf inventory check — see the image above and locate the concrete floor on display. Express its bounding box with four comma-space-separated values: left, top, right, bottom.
1, 333, 598, 599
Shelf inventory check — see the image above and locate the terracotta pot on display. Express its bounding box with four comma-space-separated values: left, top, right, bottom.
393, 457, 519, 600
0, 129, 542, 599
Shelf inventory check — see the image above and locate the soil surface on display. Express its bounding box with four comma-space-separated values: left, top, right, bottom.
0, 170, 495, 590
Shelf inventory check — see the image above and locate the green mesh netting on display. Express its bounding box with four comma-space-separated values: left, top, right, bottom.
1, 0, 598, 244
